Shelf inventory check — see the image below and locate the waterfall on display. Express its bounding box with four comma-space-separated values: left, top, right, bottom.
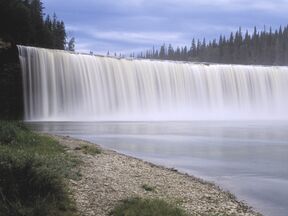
18, 45, 288, 121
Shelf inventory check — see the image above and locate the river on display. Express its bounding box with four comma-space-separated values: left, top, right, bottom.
27, 120, 288, 216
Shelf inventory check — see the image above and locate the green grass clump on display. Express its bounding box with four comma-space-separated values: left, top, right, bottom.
78, 144, 101, 155
110, 197, 188, 216
141, 184, 155, 192
0, 121, 79, 216
0, 121, 27, 144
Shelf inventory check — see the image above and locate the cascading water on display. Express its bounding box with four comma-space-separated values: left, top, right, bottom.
18, 45, 288, 121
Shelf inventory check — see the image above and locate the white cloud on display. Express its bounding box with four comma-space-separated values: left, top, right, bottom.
90, 31, 182, 44
66, 24, 185, 44
150, 0, 288, 11
45, 0, 288, 13
86, 0, 288, 12
46, 0, 288, 54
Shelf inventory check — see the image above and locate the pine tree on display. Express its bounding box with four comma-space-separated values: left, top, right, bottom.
67, 37, 75, 51
140, 25, 288, 65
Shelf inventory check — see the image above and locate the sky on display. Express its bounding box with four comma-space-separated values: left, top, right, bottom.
42, 0, 288, 55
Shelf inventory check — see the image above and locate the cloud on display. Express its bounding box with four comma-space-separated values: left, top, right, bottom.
66, 25, 184, 54
46, 0, 288, 12
43, 0, 288, 54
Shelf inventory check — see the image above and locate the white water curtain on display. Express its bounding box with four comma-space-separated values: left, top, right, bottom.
18, 46, 288, 121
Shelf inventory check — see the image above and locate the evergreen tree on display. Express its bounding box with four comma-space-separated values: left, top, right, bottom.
139, 25, 288, 65
0, 0, 70, 50
67, 37, 75, 51
0, 0, 72, 119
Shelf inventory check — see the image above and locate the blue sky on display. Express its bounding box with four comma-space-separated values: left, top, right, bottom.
42, 0, 288, 55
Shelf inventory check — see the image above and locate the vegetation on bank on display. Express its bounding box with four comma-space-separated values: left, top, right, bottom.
75, 144, 101, 156
141, 183, 156, 192
110, 197, 188, 216
0, 121, 80, 216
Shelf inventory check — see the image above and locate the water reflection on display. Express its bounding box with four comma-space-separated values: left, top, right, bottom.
27, 121, 288, 216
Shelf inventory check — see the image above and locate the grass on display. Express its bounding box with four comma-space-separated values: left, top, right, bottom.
78, 144, 101, 156
141, 184, 156, 192
0, 121, 80, 216
110, 197, 188, 216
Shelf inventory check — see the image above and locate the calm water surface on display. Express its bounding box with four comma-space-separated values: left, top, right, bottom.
27, 121, 288, 216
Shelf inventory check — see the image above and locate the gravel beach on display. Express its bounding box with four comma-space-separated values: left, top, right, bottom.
51, 134, 262, 216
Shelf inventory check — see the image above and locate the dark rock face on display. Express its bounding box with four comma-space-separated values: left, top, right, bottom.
0, 45, 23, 120
0, 38, 12, 49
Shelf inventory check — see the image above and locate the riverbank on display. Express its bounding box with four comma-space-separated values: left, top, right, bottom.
51, 134, 262, 216
0, 122, 79, 216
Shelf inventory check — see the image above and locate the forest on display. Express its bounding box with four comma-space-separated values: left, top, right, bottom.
0, 0, 69, 49
140, 26, 288, 66
0, 0, 72, 119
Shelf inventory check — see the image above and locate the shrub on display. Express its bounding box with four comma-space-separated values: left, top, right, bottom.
0, 121, 23, 144
79, 145, 101, 155
0, 121, 79, 216
141, 184, 155, 192
0, 150, 68, 216
110, 197, 188, 216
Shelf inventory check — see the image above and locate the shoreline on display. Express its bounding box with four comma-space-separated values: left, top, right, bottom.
49, 134, 262, 216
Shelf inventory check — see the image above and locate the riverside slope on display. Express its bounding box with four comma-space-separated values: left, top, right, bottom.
51, 134, 261, 216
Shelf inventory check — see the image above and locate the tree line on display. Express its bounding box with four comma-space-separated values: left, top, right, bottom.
0, 0, 74, 119
138, 26, 288, 66
0, 0, 74, 50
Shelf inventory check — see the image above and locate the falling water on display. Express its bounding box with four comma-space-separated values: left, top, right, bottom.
18, 45, 288, 121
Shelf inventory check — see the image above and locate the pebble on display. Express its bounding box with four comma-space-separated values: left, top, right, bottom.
52, 134, 262, 216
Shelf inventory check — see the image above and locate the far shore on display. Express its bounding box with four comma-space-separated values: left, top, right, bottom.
49, 134, 262, 216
